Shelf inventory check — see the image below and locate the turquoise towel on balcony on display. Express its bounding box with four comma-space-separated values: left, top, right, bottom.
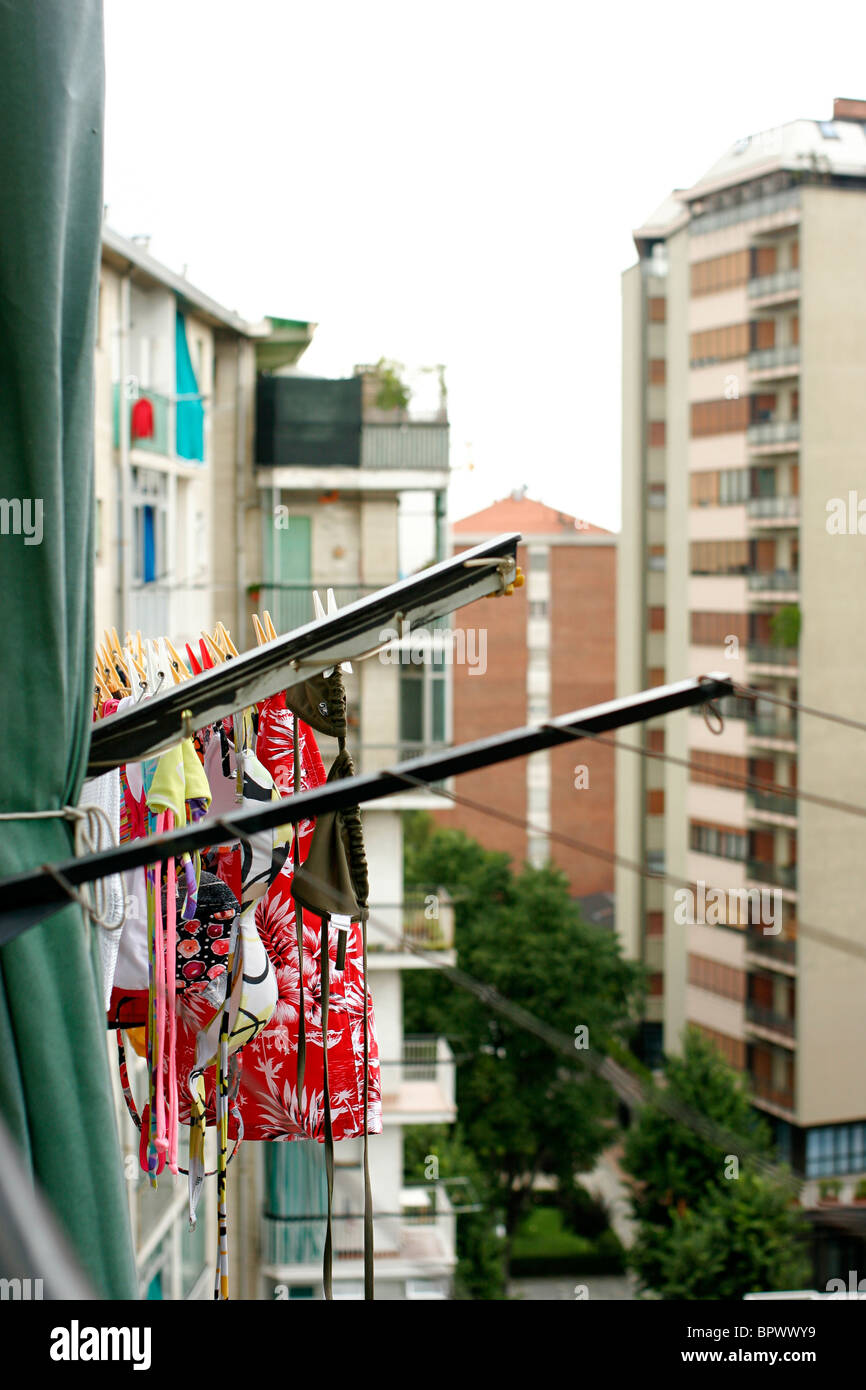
175, 308, 204, 461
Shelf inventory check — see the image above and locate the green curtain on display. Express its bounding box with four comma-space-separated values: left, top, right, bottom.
0, 1, 138, 1298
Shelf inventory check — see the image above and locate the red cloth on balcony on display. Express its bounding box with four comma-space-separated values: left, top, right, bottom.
173, 699, 381, 1142
131, 395, 154, 440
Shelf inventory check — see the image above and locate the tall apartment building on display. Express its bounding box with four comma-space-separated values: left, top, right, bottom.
618, 98, 866, 1214
435, 493, 616, 908
98, 230, 458, 1297
96, 225, 315, 647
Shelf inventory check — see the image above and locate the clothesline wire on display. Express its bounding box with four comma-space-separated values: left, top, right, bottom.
732, 681, 866, 737
388, 759, 866, 968
307, 870, 810, 1198
556, 723, 866, 825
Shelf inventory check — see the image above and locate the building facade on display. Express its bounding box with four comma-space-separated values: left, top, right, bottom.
253, 365, 458, 1298
436, 493, 616, 907
97, 230, 459, 1297
618, 99, 866, 1194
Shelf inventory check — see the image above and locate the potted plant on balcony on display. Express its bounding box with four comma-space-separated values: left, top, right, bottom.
818, 1178, 842, 1205
246, 581, 262, 605
770, 603, 801, 649
852, 1179, 866, 1206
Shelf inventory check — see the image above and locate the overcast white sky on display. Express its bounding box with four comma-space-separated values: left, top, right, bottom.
103, 1, 866, 531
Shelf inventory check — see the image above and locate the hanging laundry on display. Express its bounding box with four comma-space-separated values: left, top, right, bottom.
130, 395, 154, 440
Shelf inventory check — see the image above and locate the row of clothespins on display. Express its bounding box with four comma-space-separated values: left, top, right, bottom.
94, 619, 254, 710
93, 594, 347, 710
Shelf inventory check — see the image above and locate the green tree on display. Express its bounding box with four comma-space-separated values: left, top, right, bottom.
630, 1172, 810, 1300
770, 603, 801, 648
623, 1027, 772, 1228
403, 817, 644, 1272
622, 1028, 809, 1297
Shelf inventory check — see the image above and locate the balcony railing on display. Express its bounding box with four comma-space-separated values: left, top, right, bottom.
747, 859, 797, 890
367, 893, 455, 952
254, 582, 379, 636
690, 186, 800, 236
113, 383, 171, 456
748, 268, 800, 299
748, 716, 798, 743
748, 790, 798, 818
379, 1036, 456, 1120
747, 419, 800, 447
748, 344, 800, 372
361, 423, 450, 472
751, 1075, 795, 1111
746, 1000, 796, 1038
746, 495, 800, 520
262, 1187, 455, 1269
746, 927, 797, 966
748, 570, 799, 593
747, 643, 799, 668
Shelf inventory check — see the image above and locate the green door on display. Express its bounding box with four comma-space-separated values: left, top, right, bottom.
262, 502, 311, 632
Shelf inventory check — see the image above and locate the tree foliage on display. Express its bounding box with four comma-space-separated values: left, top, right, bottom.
403, 815, 645, 1258
622, 1028, 810, 1298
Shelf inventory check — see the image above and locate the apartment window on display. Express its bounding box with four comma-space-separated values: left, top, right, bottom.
689, 954, 746, 1002
719, 468, 749, 506
752, 245, 778, 279
647, 850, 665, 874
648, 973, 664, 997
751, 317, 775, 351
693, 1023, 746, 1070
690, 397, 750, 437
690, 471, 718, 507
646, 912, 664, 936
648, 297, 666, 323
647, 666, 665, 687
648, 606, 665, 632
529, 600, 548, 618
689, 540, 749, 575
647, 788, 665, 815
805, 1123, 866, 1178
752, 392, 777, 423
131, 466, 168, 586
400, 650, 447, 758
647, 483, 666, 509
648, 358, 666, 385
689, 750, 748, 789
689, 820, 748, 862
647, 729, 665, 753
691, 612, 749, 646
790, 240, 799, 270
690, 249, 750, 296
647, 545, 666, 571
648, 421, 666, 447
689, 322, 750, 366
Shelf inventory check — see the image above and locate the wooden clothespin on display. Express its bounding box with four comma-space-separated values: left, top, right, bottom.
216, 622, 239, 658
94, 663, 113, 705
165, 639, 191, 682
262, 610, 278, 642
252, 614, 268, 647
312, 588, 353, 676
200, 630, 224, 666
98, 642, 127, 693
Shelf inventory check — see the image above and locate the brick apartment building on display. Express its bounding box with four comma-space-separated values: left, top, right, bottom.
433, 492, 617, 910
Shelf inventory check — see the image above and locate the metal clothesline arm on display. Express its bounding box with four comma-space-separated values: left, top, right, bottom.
86, 530, 522, 775
0, 674, 733, 943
